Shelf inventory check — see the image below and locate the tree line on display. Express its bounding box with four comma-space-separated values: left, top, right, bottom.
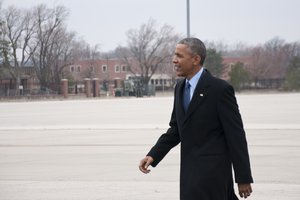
1, 2, 300, 95
0, 3, 99, 94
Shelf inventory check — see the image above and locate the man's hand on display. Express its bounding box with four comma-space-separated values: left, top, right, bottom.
139, 156, 154, 174
238, 183, 252, 199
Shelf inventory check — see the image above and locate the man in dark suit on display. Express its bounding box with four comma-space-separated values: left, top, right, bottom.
139, 38, 253, 200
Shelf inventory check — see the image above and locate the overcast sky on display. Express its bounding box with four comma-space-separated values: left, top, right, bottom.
2, 0, 300, 52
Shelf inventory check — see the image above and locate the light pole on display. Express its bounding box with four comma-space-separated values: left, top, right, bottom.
187, 0, 190, 37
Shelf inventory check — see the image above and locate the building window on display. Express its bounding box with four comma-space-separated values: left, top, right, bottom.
77, 65, 81, 72
155, 79, 158, 85
151, 79, 154, 85
115, 65, 120, 73
121, 65, 127, 72
70, 65, 75, 72
102, 65, 108, 72
90, 66, 94, 72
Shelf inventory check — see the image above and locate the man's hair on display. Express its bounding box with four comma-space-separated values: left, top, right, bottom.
178, 38, 206, 66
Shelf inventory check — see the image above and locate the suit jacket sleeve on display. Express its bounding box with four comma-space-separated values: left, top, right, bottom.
217, 84, 253, 183
146, 86, 181, 167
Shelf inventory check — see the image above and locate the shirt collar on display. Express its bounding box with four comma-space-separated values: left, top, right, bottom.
186, 67, 204, 90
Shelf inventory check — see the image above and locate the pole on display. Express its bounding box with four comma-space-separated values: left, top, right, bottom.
187, 0, 190, 37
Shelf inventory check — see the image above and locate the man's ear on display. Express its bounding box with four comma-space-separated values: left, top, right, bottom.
193, 55, 201, 66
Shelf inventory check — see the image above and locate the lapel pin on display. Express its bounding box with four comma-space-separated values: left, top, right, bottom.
200, 93, 204, 97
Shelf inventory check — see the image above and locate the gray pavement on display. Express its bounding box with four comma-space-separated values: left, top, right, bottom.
0, 93, 300, 200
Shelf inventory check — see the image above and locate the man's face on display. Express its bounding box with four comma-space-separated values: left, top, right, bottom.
172, 44, 201, 80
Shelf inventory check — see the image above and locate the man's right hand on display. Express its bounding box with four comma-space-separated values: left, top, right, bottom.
238, 183, 253, 199
139, 156, 154, 174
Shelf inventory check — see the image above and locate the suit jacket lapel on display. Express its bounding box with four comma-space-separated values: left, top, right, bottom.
183, 69, 211, 124
177, 79, 186, 118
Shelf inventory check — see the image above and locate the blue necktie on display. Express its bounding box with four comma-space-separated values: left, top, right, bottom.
183, 81, 191, 112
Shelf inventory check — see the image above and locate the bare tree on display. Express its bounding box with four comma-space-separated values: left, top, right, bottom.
116, 19, 179, 93
248, 37, 297, 89
68, 38, 90, 62
0, 2, 9, 67
31, 4, 69, 91
249, 46, 270, 88
262, 37, 295, 88
1, 6, 36, 94
50, 28, 77, 92
0, 2, 11, 70
1, 6, 22, 88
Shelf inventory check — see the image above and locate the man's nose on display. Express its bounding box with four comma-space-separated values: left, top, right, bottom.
172, 56, 177, 64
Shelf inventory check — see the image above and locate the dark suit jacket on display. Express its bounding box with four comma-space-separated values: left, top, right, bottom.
147, 69, 253, 200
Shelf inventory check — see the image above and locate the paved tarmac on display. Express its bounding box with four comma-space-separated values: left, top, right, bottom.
0, 93, 300, 200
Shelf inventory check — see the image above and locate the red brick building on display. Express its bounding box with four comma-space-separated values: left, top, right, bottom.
65, 58, 176, 95
67, 59, 128, 83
